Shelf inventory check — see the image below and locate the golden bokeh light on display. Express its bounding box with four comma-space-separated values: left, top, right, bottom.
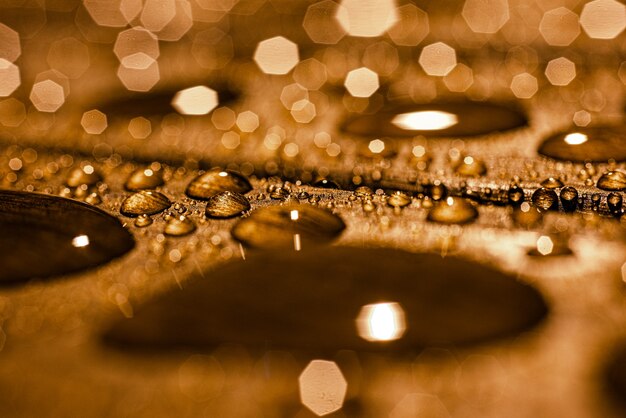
510, 72, 538, 99
281, 83, 309, 110
580, 0, 626, 40
221, 131, 240, 149
545, 57, 576, 86
171, 85, 218, 115
47, 37, 90, 79
462, 0, 509, 34
298, 360, 347, 416
390, 393, 451, 418
236, 110, 259, 132
83, 0, 142, 28
128, 116, 152, 139
290, 99, 317, 123
0, 23, 20, 63
387, 3, 429, 46
140, 0, 177, 32
30, 79, 65, 113
191, 28, 234, 70
335, 0, 399, 38
356, 302, 406, 342
443, 63, 474, 92
114, 27, 160, 62
117, 55, 160, 92
293, 58, 328, 91
418, 42, 457, 76
0, 59, 20, 97
539, 7, 580, 47
303, 0, 347, 45
564, 132, 588, 145
0, 98, 26, 127
392, 110, 458, 131
253, 36, 300, 75
344, 67, 379, 98
153, 0, 193, 41
536, 235, 554, 256
211, 106, 236, 130
81, 109, 107, 134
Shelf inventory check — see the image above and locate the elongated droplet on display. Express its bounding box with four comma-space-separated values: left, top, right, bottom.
607, 192, 623, 216
538, 126, 626, 163
597, 171, 626, 191
125, 167, 164, 191
560, 186, 578, 212
205, 191, 251, 219
427, 197, 478, 224
231, 204, 345, 249
508, 186, 525, 206
387, 191, 411, 208
343, 102, 526, 138
531, 188, 558, 211
104, 247, 547, 352
120, 190, 171, 217
66, 165, 101, 187
164, 215, 196, 236
0, 190, 133, 284
186, 169, 252, 200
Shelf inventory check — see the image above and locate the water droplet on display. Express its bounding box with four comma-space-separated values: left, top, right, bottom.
134, 214, 153, 227
186, 169, 252, 200
507, 185, 525, 206
427, 197, 478, 225
540, 177, 564, 189
538, 126, 626, 163
231, 204, 345, 249
591, 193, 602, 210
354, 186, 373, 198
0, 190, 133, 284
164, 215, 196, 237
608, 192, 623, 216
205, 191, 251, 219
85, 192, 102, 205
65, 165, 101, 188
343, 102, 527, 138
269, 187, 290, 200
125, 167, 164, 191
531, 188, 558, 211
313, 178, 340, 189
428, 182, 448, 201
560, 186, 579, 212
104, 247, 547, 351
120, 190, 171, 217
512, 204, 543, 229
387, 191, 411, 208
455, 156, 487, 177
597, 171, 626, 191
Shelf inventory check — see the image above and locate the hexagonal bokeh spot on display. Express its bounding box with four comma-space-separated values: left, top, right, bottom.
510, 72, 538, 99
253, 36, 300, 75
81, 109, 108, 134
236, 110, 259, 132
171, 85, 218, 115
0, 98, 26, 127
293, 58, 327, 91
335, 0, 399, 37
83, 0, 142, 27
298, 360, 347, 416
303, 0, 347, 45
344, 67, 379, 97
117, 58, 160, 92
140, 0, 177, 32
539, 7, 580, 46
30, 79, 65, 113
387, 3, 429, 46
390, 393, 451, 418
114, 27, 160, 62
443, 63, 474, 92
580, 0, 626, 39
291, 99, 317, 123
0, 23, 20, 63
418, 42, 457, 76
545, 57, 576, 86
0, 59, 20, 97
153, 0, 193, 41
462, 0, 509, 34
47, 37, 90, 79
128, 116, 152, 139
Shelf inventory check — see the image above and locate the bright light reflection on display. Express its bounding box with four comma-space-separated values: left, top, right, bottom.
290, 209, 299, 220
564, 132, 588, 145
294, 233, 301, 251
392, 111, 458, 131
72, 234, 90, 248
357, 302, 406, 342
536, 235, 554, 256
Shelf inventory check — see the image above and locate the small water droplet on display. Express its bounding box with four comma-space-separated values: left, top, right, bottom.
591, 193, 602, 210
540, 177, 564, 189
538, 126, 626, 162
205, 191, 251, 219
507, 185, 525, 206
66, 165, 101, 188
164, 215, 196, 237
597, 171, 626, 191
134, 214, 153, 227
427, 197, 478, 224
85, 192, 102, 205
186, 169, 252, 200
387, 191, 411, 208
269, 187, 290, 200
125, 167, 164, 191
559, 186, 579, 212
428, 182, 448, 201
313, 179, 340, 189
355, 186, 373, 198
607, 192, 623, 216
120, 190, 171, 217
231, 204, 345, 249
531, 188, 558, 211
455, 156, 487, 177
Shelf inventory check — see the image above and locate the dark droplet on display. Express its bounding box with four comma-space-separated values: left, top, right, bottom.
0, 190, 133, 284
540, 177, 564, 189
597, 171, 626, 191
103, 247, 547, 352
427, 197, 478, 225
205, 191, 251, 219
231, 204, 345, 249
428, 182, 448, 201
560, 186, 578, 212
538, 126, 626, 163
507, 186, 525, 206
343, 102, 527, 138
312, 178, 340, 189
125, 167, 164, 191
531, 188, 558, 211
186, 169, 252, 200
120, 190, 171, 217
607, 192, 623, 216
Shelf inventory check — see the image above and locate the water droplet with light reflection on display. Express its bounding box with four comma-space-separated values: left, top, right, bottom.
560, 186, 579, 212
120, 190, 171, 217
0, 190, 133, 284
540, 177, 564, 189
538, 126, 626, 162
427, 197, 478, 224
597, 171, 626, 191
455, 156, 487, 177
205, 191, 250, 219
66, 165, 101, 187
164, 215, 196, 237
531, 187, 558, 211
186, 169, 252, 200
343, 102, 526, 138
125, 166, 164, 191
103, 247, 547, 352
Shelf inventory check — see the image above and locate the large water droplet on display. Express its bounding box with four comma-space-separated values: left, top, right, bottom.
205, 191, 251, 219
103, 247, 547, 352
427, 197, 478, 224
125, 167, 164, 191
597, 171, 626, 191
343, 102, 526, 138
0, 190, 134, 284
120, 190, 171, 217
66, 165, 101, 188
560, 186, 579, 212
454, 156, 487, 177
231, 204, 345, 249
186, 169, 252, 200
538, 126, 626, 163
531, 188, 558, 211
